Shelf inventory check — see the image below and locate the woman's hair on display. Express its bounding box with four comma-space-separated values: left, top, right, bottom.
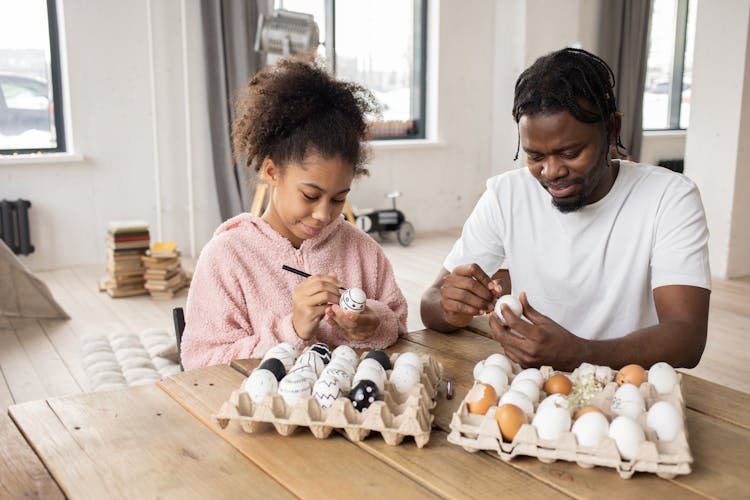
232, 59, 378, 177
511, 47, 625, 157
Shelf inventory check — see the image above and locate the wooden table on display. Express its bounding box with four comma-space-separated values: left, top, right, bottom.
5, 326, 749, 499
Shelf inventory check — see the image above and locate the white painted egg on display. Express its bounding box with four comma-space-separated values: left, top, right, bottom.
485, 353, 513, 375
646, 401, 683, 441
356, 358, 387, 380
262, 344, 298, 372
572, 411, 609, 447
312, 376, 343, 409
498, 389, 534, 417
277, 373, 312, 407
293, 350, 325, 376
494, 295, 522, 324
532, 405, 571, 441
331, 345, 359, 367
609, 415, 646, 461
394, 352, 423, 373
473, 360, 485, 381
611, 383, 646, 419
509, 378, 540, 404
287, 364, 317, 386
648, 362, 679, 394
512, 368, 544, 388
327, 357, 355, 377
340, 287, 366, 313
243, 369, 278, 403
537, 393, 570, 412
320, 365, 353, 393
353, 364, 386, 392
476, 364, 509, 396
389, 364, 422, 394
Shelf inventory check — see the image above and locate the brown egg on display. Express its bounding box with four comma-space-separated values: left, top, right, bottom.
495, 403, 528, 441
466, 383, 498, 415
615, 364, 647, 387
543, 373, 572, 395
573, 405, 604, 420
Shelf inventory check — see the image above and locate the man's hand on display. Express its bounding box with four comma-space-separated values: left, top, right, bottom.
438, 264, 502, 328
490, 292, 587, 370
325, 304, 381, 342
292, 273, 341, 340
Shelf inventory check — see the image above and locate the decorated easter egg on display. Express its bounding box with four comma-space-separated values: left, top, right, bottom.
277, 373, 312, 407
293, 350, 325, 376
288, 364, 317, 386
364, 349, 392, 370
393, 352, 423, 373
340, 287, 366, 313
389, 363, 421, 394
313, 376, 343, 409
331, 345, 359, 368
258, 357, 286, 381
262, 343, 298, 372
320, 364, 353, 393
243, 369, 279, 403
349, 380, 380, 411
309, 342, 331, 364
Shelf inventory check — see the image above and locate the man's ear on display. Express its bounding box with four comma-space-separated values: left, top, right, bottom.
260, 157, 280, 186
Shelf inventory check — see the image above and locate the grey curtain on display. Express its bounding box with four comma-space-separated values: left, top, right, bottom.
597, 0, 652, 162
201, 0, 269, 220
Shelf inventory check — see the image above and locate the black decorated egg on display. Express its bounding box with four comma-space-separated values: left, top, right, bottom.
348, 380, 380, 411
364, 349, 392, 371
309, 342, 332, 364
258, 357, 286, 381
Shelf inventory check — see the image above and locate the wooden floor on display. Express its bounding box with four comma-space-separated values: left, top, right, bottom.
2, 229, 749, 412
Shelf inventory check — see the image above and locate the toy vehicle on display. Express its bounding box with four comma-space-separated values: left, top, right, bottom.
354, 191, 415, 246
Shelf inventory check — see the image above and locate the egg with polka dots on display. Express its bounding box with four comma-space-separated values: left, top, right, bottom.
349, 380, 380, 411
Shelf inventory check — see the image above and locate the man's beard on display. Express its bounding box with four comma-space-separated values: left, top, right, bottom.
551, 194, 587, 213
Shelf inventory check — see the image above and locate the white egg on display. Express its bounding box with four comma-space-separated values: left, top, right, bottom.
494, 295, 522, 324
498, 389, 534, 417
356, 358, 387, 380
532, 405, 571, 441
353, 363, 386, 392
262, 344, 298, 372
646, 401, 683, 441
611, 383, 646, 419
512, 368, 544, 388
476, 364, 509, 396
394, 352, 423, 373
509, 378, 540, 404
608, 415, 646, 461
312, 376, 343, 409
326, 357, 355, 377
572, 411, 609, 447
293, 351, 325, 376
648, 362, 679, 394
473, 360, 485, 381
389, 364, 422, 394
320, 364, 353, 393
243, 369, 279, 403
485, 353, 513, 375
287, 364, 317, 386
340, 287, 366, 313
331, 345, 359, 367
537, 393, 570, 412
277, 373, 312, 407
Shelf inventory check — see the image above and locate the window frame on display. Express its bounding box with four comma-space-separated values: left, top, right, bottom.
0, 0, 66, 156
643, 0, 691, 132
312, 0, 428, 141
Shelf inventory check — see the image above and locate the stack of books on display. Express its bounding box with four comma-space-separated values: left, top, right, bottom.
105, 220, 150, 298
142, 241, 188, 300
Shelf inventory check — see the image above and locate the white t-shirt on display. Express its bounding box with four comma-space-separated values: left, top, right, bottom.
443, 160, 711, 341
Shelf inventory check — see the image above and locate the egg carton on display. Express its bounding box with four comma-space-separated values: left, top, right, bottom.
215, 353, 443, 448
447, 365, 692, 479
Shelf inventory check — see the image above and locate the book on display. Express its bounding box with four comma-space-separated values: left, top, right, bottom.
107, 286, 150, 298
140, 255, 181, 269
150, 241, 179, 258
144, 272, 185, 291
144, 268, 180, 281
108, 220, 150, 234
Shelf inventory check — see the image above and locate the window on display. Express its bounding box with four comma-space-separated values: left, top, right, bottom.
0, 0, 65, 155
642, 0, 697, 130
274, 0, 427, 140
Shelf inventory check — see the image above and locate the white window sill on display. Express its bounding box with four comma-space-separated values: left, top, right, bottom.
369, 138, 444, 150
0, 152, 85, 165
643, 129, 687, 138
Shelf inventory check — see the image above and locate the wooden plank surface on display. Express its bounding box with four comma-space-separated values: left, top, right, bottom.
0, 411, 64, 499
158, 365, 440, 499
9, 384, 293, 499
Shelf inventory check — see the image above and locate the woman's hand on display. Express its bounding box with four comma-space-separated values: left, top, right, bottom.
292, 273, 341, 340
325, 304, 381, 342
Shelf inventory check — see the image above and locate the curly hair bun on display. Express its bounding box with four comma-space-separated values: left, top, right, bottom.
232, 59, 379, 177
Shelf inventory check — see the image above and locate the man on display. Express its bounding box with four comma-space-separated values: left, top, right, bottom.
420, 48, 710, 370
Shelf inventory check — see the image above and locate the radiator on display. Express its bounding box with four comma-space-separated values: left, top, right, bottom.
0, 199, 34, 255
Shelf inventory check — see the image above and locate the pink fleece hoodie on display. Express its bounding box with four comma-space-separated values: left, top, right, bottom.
180, 213, 408, 370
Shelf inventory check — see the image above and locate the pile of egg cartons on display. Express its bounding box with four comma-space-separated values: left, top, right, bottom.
447, 354, 692, 478
215, 342, 443, 448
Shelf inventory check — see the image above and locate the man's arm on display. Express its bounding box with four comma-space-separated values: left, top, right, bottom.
420, 265, 508, 332
493, 285, 710, 370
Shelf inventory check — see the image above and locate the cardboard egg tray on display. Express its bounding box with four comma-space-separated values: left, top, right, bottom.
447, 364, 692, 478
214, 353, 443, 448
